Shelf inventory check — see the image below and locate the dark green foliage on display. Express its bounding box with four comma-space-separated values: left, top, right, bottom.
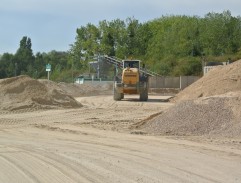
13, 36, 35, 76
70, 11, 241, 76
1, 11, 241, 80
0, 53, 14, 78
173, 58, 202, 76
0, 37, 71, 81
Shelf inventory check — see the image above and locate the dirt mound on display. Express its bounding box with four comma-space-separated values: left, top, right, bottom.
140, 60, 241, 138
38, 79, 112, 97
0, 76, 82, 111
141, 92, 241, 138
56, 82, 112, 97
173, 60, 241, 102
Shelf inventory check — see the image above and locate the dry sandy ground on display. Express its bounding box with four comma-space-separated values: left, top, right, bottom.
0, 95, 241, 183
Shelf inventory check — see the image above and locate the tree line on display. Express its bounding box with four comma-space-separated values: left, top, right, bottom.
0, 37, 79, 82
1, 10, 241, 81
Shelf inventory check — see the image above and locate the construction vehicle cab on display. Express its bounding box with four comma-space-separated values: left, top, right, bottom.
113, 60, 148, 101
123, 60, 140, 69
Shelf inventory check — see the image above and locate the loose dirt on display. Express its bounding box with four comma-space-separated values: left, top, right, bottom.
173, 59, 241, 102
140, 60, 241, 138
0, 74, 241, 182
0, 76, 82, 111
39, 79, 112, 97
0, 95, 240, 183
141, 92, 241, 137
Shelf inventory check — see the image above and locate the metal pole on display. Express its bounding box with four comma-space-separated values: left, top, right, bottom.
180, 76, 182, 90
72, 59, 73, 83
48, 71, 50, 80
97, 54, 100, 79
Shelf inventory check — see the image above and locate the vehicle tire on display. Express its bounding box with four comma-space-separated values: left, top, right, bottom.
139, 83, 148, 101
140, 89, 148, 101
121, 93, 124, 99
113, 83, 122, 101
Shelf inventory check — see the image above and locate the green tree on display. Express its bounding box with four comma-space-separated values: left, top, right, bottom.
0, 53, 14, 78
13, 36, 35, 76
126, 17, 140, 58
69, 11, 241, 77
199, 10, 241, 56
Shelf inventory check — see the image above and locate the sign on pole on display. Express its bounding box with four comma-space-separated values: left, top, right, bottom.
46, 64, 51, 80
46, 64, 51, 71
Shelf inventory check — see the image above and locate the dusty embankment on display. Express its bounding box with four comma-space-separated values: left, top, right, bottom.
0, 76, 82, 111
0, 94, 240, 183
139, 60, 241, 139
0, 75, 241, 182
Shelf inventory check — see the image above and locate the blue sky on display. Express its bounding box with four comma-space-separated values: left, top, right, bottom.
0, 0, 241, 54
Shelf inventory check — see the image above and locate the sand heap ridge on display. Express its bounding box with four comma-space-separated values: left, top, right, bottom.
173, 59, 241, 102
141, 60, 241, 138
0, 76, 82, 111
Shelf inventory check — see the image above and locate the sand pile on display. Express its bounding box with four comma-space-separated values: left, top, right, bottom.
140, 60, 241, 138
0, 76, 82, 111
56, 82, 112, 97
39, 79, 112, 97
141, 92, 241, 137
173, 60, 241, 102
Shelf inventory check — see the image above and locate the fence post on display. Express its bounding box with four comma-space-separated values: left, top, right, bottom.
180, 76, 182, 89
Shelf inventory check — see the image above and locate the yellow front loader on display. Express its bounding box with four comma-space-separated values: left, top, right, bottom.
113, 60, 148, 101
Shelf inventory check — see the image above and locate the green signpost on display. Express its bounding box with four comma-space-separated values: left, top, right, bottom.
46, 64, 51, 80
